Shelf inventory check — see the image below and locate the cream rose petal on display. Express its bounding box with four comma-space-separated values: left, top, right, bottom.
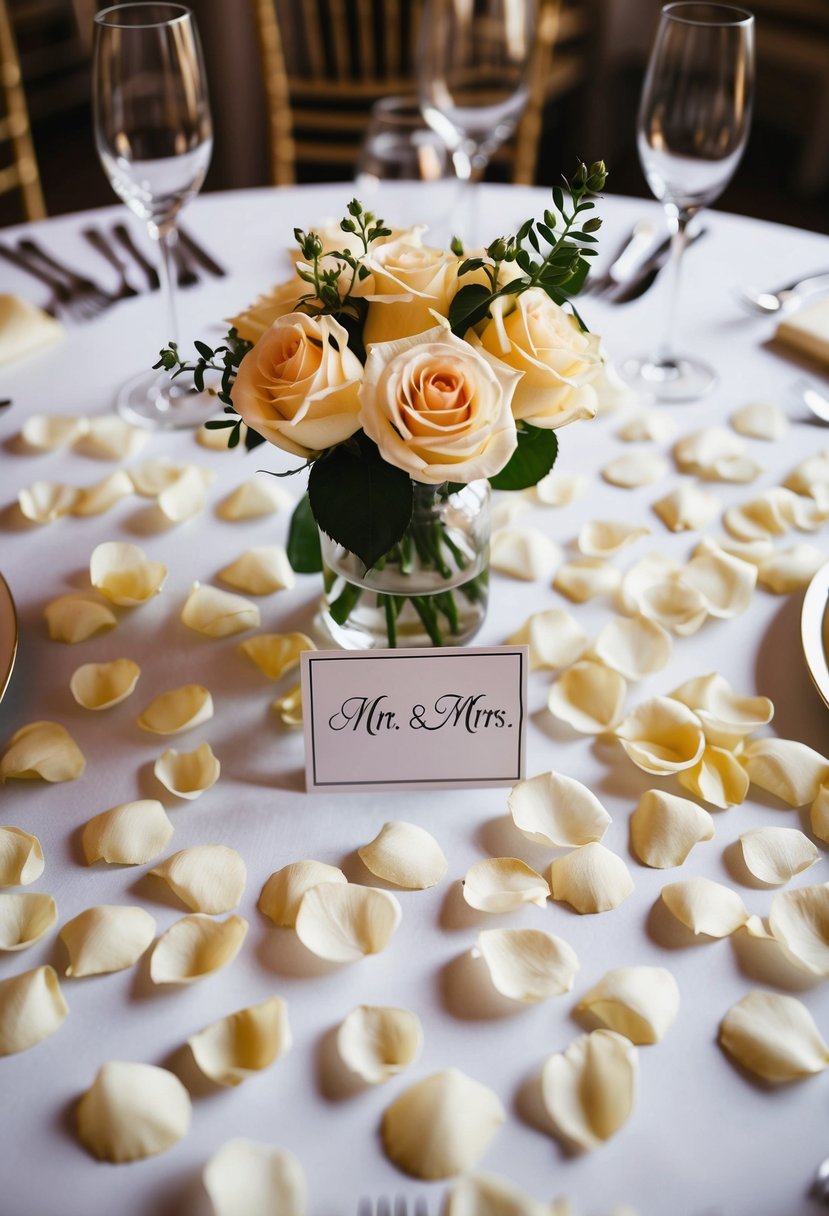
69, 658, 141, 710
240, 632, 316, 678
258, 861, 348, 928
719, 990, 828, 1082
154, 742, 220, 800
203, 1139, 307, 1216
661, 877, 749, 937
272, 683, 303, 728
0, 965, 67, 1055
602, 451, 668, 488
768, 885, 829, 976
157, 465, 211, 522
673, 426, 762, 482
381, 1069, 505, 1180
577, 966, 679, 1044
18, 480, 78, 523
784, 449, 829, 498
811, 785, 829, 844
129, 458, 192, 497
508, 770, 611, 847
676, 745, 751, 809
462, 858, 550, 913
77, 1061, 190, 1162
44, 594, 117, 643
618, 552, 681, 615
490, 529, 561, 581
151, 845, 246, 914
758, 543, 827, 593
548, 843, 633, 915
137, 684, 214, 734
71, 470, 134, 517
444, 1173, 561, 1216
541, 1029, 637, 1151
189, 996, 291, 1087
217, 477, 295, 521
491, 493, 532, 530
473, 927, 579, 1002
534, 470, 587, 506
89, 541, 167, 606
75, 416, 146, 460
731, 401, 788, 440
336, 1004, 423, 1083
150, 913, 248, 984
181, 582, 260, 637
615, 696, 705, 775
680, 544, 757, 618
617, 409, 676, 443
1, 720, 85, 782
218, 546, 296, 595
652, 484, 721, 532
547, 661, 627, 734
506, 608, 588, 670
21, 412, 87, 449
740, 827, 819, 886
578, 519, 649, 558
295, 883, 402, 961
702, 536, 775, 567
0, 827, 44, 886
742, 737, 829, 806
553, 558, 622, 603
592, 614, 672, 680
0, 892, 57, 950
669, 672, 774, 749
630, 788, 714, 868
82, 799, 174, 865
358, 821, 448, 889
59, 905, 156, 976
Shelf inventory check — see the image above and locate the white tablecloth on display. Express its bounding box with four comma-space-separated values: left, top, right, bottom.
1, 183, 828, 1216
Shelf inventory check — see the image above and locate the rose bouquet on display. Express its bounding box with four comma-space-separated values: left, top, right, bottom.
159, 160, 608, 647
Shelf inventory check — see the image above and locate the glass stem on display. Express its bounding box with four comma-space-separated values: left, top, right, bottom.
151, 221, 179, 350
451, 144, 484, 247
655, 206, 693, 367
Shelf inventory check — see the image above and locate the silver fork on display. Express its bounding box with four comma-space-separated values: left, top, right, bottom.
15, 238, 114, 320
82, 227, 140, 301
356, 1197, 429, 1216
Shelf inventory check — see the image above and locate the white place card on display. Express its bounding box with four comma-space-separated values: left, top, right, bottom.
301, 645, 528, 793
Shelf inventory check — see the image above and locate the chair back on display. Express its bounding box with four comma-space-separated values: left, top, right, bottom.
0, 0, 45, 221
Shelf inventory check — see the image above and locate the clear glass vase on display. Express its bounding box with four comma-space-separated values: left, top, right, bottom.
319, 480, 490, 649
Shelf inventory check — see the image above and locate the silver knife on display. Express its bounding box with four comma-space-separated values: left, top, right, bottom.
606, 227, 707, 304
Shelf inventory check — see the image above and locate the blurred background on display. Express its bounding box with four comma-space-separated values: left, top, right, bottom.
1, 0, 828, 233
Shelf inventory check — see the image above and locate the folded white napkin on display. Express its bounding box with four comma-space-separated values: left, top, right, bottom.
775, 297, 829, 369
0, 295, 64, 366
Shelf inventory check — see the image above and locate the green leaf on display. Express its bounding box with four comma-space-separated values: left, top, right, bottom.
194, 340, 214, 360
552, 185, 564, 213
448, 283, 492, 337
488, 425, 558, 490
204, 419, 236, 429
244, 427, 267, 451
309, 433, 413, 570
286, 494, 323, 573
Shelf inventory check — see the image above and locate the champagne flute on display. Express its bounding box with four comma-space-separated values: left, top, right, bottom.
416, 0, 537, 245
622, 2, 754, 402
92, 3, 213, 429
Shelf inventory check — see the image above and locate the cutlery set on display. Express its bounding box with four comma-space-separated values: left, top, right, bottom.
0, 226, 224, 322
584, 222, 706, 304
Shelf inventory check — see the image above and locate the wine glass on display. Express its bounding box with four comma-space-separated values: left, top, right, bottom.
622, 2, 754, 402
92, 3, 213, 429
416, 0, 537, 245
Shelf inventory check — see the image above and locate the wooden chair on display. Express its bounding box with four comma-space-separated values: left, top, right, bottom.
251, 0, 592, 188
0, 0, 45, 221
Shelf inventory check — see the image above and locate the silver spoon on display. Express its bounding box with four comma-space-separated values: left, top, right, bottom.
737, 270, 829, 315
792, 377, 829, 423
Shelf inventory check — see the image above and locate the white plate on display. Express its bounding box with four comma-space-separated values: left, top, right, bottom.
0, 573, 18, 703
801, 559, 829, 709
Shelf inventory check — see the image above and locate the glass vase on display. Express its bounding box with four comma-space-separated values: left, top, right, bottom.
319, 480, 490, 649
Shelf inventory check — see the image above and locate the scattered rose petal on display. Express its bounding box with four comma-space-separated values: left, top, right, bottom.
473, 927, 579, 1002
76, 1061, 190, 1162
21, 413, 87, 450
181, 582, 260, 637
189, 996, 291, 1087
69, 658, 140, 710
444, 1173, 569, 1216
151, 845, 246, 914
490, 494, 532, 529
742, 737, 829, 806
75, 416, 146, 460
337, 1004, 423, 1082
506, 608, 588, 669
490, 529, 561, 581
602, 451, 668, 488
553, 558, 622, 603
669, 672, 773, 748
358, 821, 448, 889
197, 418, 249, 449
680, 544, 756, 618
578, 519, 649, 558
547, 660, 627, 734
768, 885, 829, 976
381, 1069, 505, 1180
1, 720, 85, 782
258, 861, 348, 928
630, 788, 714, 868
44, 594, 117, 644
576, 965, 679, 1044
592, 614, 672, 680
59, 905, 156, 976
811, 785, 829, 843
673, 427, 762, 482
82, 799, 174, 865
508, 770, 611, 847
0, 965, 68, 1055
758, 543, 826, 593
71, 470, 134, 516
217, 477, 294, 520
157, 465, 211, 522
548, 843, 633, 914
271, 683, 303, 727
219, 546, 296, 595
462, 858, 550, 913
676, 746, 750, 809
240, 632, 316, 678
723, 488, 799, 542
702, 535, 775, 567
203, 1139, 306, 1216
295, 883, 401, 962
617, 409, 676, 443
534, 470, 587, 505
785, 450, 829, 500
150, 914, 248, 983
740, 827, 819, 886
719, 990, 828, 1082
137, 684, 214, 734
731, 401, 788, 440
90, 541, 167, 606
154, 741, 221, 800
0, 827, 44, 886
129, 458, 191, 497
652, 484, 721, 532
18, 480, 77, 522
661, 878, 748, 937
541, 1029, 637, 1151
0, 891, 57, 950
615, 697, 705, 774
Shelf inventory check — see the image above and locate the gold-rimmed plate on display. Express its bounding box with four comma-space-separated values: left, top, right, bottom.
801, 559, 829, 710
0, 573, 18, 703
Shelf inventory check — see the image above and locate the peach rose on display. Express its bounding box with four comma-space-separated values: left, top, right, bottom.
359, 325, 519, 485
232, 312, 363, 459
226, 276, 305, 344
358, 235, 462, 346
478, 288, 602, 429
